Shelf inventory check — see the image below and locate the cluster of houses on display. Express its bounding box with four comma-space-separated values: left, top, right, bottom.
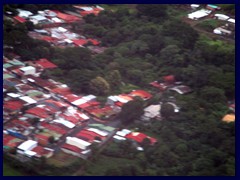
28, 26, 101, 48
150, 75, 192, 95
13, 5, 104, 25
114, 129, 157, 150
3, 56, 94, 159
3, 54, 159, 160
11, 6, 106, 54
188, 4, 235, 37
61, 123, 116, 159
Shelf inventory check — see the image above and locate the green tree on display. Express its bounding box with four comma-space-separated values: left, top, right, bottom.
137, 4, 168, 18
119, 97, 144, 124
89, 76, 110, 95
163, 19, 199, 49
105, 70, 122, 90
160, 103, 175, 118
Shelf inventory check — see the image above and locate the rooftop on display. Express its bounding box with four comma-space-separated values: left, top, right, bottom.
35, 58, 58, 69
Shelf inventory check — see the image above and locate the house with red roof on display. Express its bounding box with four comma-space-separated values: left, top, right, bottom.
4, 100, 24, 114
72, 39, 88, 47
51, 87, 72, 97
125, 132, 157, 145
64, 94, 82, 103
61, 143, 84, 157
55, 12, 80, 23
3, 134, 23, 149
76, 129, 106, 143
13, 16, 26, 23
129, 90, 152, 100
163, 75, 175, 84
31, 146, 54, 158
88, 39, 100, 46
25, 106, 53, 119
40, 36, 58, 44
35, 58, 58, 69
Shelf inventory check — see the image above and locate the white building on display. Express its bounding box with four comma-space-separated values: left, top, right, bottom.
66, 137, 91, 150
142, 104, 161, 121
20, 66, 36, 75
214, 14, 230, 21
87, 128, 108, 137
17, 9, 33, 18
213, 27, 232, 35
188, 9, 211, 20
19, 96, 37, 105
29, 15, 49, 25
53, 119, 75, 128
17, 140, 38, 154
116, 129, 131, 137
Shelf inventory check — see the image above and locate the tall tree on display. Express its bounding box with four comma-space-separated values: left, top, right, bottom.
89, 76, 110, 96
105, 70, 122, 90
119, 97, 144, 124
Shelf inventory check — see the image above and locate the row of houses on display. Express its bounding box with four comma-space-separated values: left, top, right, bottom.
187, 4, 235, 37
11, 6, 106, 54
14, 5, 104, 25
28, 26, 100, 48
61, 123, 116, 159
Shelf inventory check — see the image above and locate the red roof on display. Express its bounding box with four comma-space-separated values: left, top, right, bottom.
44, 99, 69, 109
62, 143, 83, 153
11, 119, 31, 128
35, 58, 57, 69
65, 94, 82, 102
3, 134, 15, 146
3, 134, 22, 148
88, 39, 100, 46
72, 39, 88, 46
115, 101, 124, 107
13, 16, 26, 23
129, 90, 152, 100
26, 107, 52, 118
32, 145, 52, 156
125, 132, 157, 145
78, 102, 91, 109
163, 75, 175, 84
51, 87, 72, 96
40, 122, 67, 135
4, 100, 24, 111
60, 113, 79, 124
76, 129, 104, 142
56, 12, 80, 22
80, 10, 100, 16
41, 36, 58, 43
150, 81, 168, 91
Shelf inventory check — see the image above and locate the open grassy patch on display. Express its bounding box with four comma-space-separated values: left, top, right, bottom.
83, 154, 136, 175
195, 19, 226, 32
46, 151, 79, 168
3, 162, 24, 176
